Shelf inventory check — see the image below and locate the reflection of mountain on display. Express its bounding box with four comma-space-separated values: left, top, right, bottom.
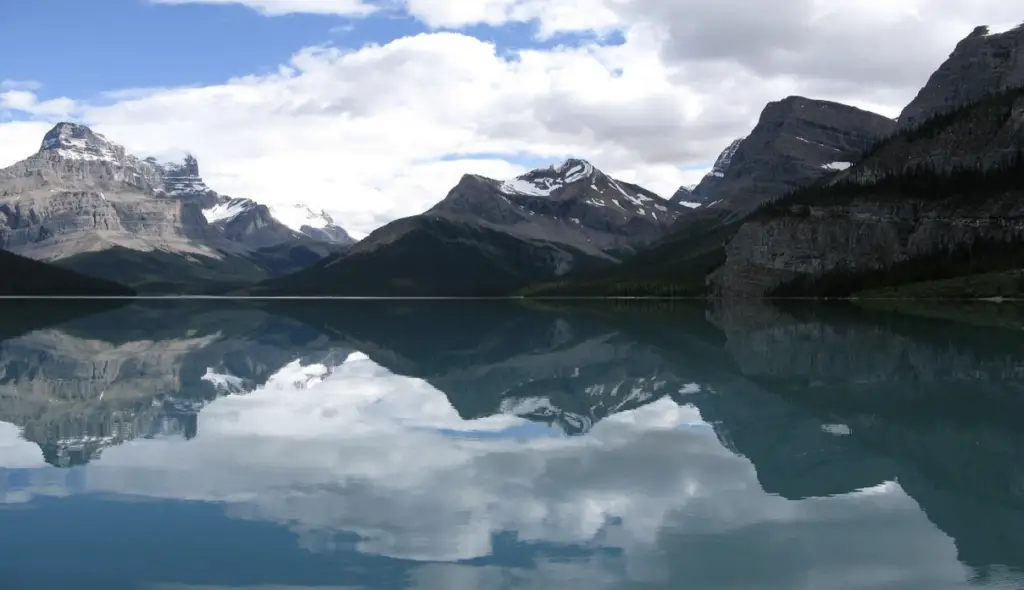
0, 301, 347, 466
2, 298, 1024, 586
268, 300, 697, 435
684, 301, 1024, 577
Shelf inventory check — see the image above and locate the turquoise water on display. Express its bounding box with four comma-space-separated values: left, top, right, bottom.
0, 299, 1022, 589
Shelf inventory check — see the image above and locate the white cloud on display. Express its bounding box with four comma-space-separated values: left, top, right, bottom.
149, 0, 378, 16
0, 90, 77, 118
0, 422, 45, 469
0, 2, 1019, 235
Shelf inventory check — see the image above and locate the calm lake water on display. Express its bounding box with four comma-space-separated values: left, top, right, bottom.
1, 299, 1023, 590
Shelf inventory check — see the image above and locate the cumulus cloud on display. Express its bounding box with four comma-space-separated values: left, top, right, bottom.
0, 1, 1018, 235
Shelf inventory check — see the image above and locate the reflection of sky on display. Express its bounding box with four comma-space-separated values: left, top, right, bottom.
0, 351, 986, 589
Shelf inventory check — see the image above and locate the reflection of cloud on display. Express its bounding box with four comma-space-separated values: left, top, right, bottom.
0, 422, 45, 469
0, 355, 979, 588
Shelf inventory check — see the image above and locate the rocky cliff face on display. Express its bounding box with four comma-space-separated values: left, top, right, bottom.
697, 97, 894, 215
898, 23, 1024, 129
708, 198, 1024, 297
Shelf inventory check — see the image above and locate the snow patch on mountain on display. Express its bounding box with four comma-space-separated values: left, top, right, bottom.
499, 158, 597, 197
203, 198, 254, 223
202, 368, 247, 393
39, 123, 123, 163
710, 137, 744, 177
269, 204, 333, 232
500, 176, 560, 197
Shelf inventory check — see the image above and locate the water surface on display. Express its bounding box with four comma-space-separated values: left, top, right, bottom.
0, 299, 1022, 589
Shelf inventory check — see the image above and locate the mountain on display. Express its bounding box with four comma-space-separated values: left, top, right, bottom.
0, 248, 134, 296
523, 97, 894, 297
251, 159, 688, 296
685, 137, 744, 205
897, 23, 1024, 129
528, 24, 1024, 299
0, 123, 353, 293
712, 90, 1024, 297
692, 97, 895, 216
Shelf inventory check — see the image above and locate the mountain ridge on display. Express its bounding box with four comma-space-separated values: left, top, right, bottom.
0, 122, 355, 292
250, 158, 688, 296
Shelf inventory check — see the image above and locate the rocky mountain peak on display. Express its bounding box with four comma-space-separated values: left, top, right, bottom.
897, 22, 1024, 129
39, 122, 128, 163
498, 158, 599, 197
687, 96, 893, 214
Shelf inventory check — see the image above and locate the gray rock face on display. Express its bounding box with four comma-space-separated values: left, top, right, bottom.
0, 122, 354, 270
898, 23, 1024, 130
428, 158, 687, 256
708, 199, 1024, 297
696, 97, 895, 215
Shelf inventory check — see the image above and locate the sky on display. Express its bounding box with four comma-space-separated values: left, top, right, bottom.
1, 0, 1022, 236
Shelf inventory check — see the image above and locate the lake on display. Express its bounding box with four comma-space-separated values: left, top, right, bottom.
0, 299, 1022, 589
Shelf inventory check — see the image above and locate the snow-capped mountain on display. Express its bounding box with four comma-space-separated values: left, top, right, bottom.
429, 157, 688, 252
259, 158, 689, 296
198, 197, 355, 247
0, 122, 356, 289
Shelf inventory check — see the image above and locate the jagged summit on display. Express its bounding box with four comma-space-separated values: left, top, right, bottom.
39, 122, 128, 163
499, 158, 599, 197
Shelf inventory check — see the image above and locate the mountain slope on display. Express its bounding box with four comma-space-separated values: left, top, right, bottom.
251, 159, 686, 296
897, 23, 1024, 129
524, 96, 895, 297
694, 96, 895, 216
0, 122, 352, 292
711, 86, 1024, 297
0, 248, 134, 295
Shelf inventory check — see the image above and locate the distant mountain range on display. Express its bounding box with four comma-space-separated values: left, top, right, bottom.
252, 158, 691, 295
2, 21, 1023, 297
0, 123, 355, 293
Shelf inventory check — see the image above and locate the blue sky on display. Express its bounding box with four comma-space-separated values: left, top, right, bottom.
2, 0, 419, 99
2, 0, 622, 103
